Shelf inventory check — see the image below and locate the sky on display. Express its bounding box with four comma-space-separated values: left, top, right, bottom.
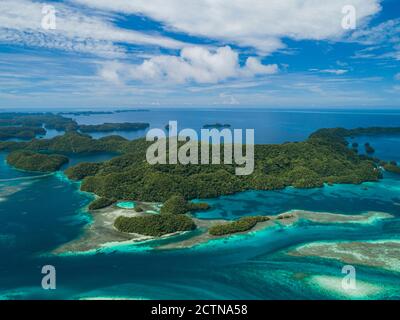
0, 0, 399, 109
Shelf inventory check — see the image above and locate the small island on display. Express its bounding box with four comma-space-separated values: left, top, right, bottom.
0, 126, 46, 140
114, 109, 150, 113
78, 122, 150, 133
209, 216, 271, 236
88, 197, 116, 210
203, 123, 231, 129
365, 142, 375, 154
382, 161, 400, 174
6, 150, 69, 172
113, 195, 209, 236
114, 214, 196, 237
0, 112, 78, 131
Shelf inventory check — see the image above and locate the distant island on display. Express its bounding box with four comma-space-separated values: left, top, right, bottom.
0, 112, 151, 139
78, 122, 150, 133
0, 126, 46, 140
59, 111, 114, 116
114, 109, 150, 113
203, 123, 231, 129
0, 113, 78, 133
59, 109, 150, 116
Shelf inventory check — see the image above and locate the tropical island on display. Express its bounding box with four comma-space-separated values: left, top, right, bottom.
203, 123, 231, 129
0, 126, 46, 140
382, 161, 400, 174
2, 121, 400, 246
78, 122, 150, 133
0, 112, 79, 131
58, 111, 114, 116
0, 112, 151, 140
6, 150, 69, 172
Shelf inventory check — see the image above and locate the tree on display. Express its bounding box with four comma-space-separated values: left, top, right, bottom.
160, 195, 189, 215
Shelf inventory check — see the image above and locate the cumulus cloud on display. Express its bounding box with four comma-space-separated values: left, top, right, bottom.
0, 0, 185, 57
100, 46, 278, 84
73, 0, 381, 54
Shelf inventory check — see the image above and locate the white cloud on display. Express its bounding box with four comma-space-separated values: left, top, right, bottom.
348, 19, 400, 45
309, 69, 349, 75
219, 93, 240, 105
0, 0, 186, 58
73, 0, 381, 54
395, 73, 400, 81
100, 46, 278, 84
320, 69, 349, 75
349, 19, 400, 61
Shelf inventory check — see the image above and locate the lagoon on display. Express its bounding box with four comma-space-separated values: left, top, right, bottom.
1, 109, 400, 299
116, 202, 136, 209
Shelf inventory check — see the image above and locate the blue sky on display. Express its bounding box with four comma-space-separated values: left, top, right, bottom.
0, 0, 399, 109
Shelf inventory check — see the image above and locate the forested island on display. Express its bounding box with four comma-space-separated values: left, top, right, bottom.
78, 122, 149, 133
382, 161, 400, 174
2, 121, 400, 239
0, 112, 150, 140
59, 111, 114, 116
0, 113, 78, 131
113, 195, 209, 236
209, 216, 270, 236
4, 126, 400, 200
203, 123, 231, 129
59, 109, 149, 116
0, 126, 46, 140
6, 150, 68, 172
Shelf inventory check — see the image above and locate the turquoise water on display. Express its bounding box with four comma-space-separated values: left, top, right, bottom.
1, 110, 400, 300
116, 202, 136, 209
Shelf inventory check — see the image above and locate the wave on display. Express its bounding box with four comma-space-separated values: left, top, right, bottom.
0, 173, 54, 183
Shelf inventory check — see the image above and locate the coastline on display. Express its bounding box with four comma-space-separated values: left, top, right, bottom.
52, 204, 394, 255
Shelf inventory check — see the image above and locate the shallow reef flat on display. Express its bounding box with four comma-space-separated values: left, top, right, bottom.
53, 206, 394, 254
305, 275, 386, 300
159, 210, 394, 250
288, 240, 400, 273
52, 203, 161, 254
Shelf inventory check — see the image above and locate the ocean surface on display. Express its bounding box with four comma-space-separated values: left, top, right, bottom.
1, 108, 400, 300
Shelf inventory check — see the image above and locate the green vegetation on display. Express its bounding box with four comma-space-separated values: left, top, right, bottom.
4, 124, 400, 239
0, 131, 129, 153
64, 162, 102, 181
160, 195, 210, 214
4, 126, 400, 204
6, 150, 68, 172
209, 216, 270, 236
114, 214, 196, 236
134, 205, 145, 212
114, 195, 207, 235
382, 161, 400, 174
88, 197, 116, 210
160, 195, 189, 215
188, 202, 211, 211
58, 127, 389, 202
0, 113, 78, 131
0, 126, 46, 140
78, 122, 149, 133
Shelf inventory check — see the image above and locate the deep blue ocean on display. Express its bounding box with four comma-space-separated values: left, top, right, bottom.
1, 108, 400, 299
